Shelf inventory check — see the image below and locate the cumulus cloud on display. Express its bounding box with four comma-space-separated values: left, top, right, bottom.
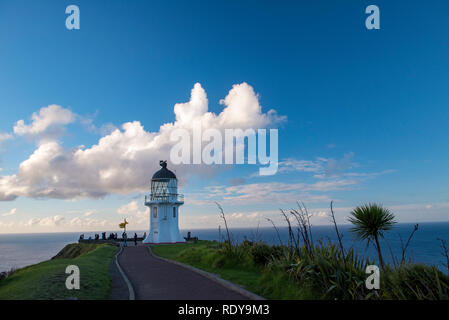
117, 200, 149, 226
80, 114, 117, 136
22, 215, 65, 227
1, 208, 17, 216
13, 104, 76, 138
0, 83, 285, 201
174, 83, 284, 129
38, 215, 66, 227
117, 201, 140, 215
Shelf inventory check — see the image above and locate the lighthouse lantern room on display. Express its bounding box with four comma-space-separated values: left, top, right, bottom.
143, 161, 185, 244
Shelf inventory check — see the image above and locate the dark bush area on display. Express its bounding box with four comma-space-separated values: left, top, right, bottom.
209, 201, 449, 300
249, 242, 283, 266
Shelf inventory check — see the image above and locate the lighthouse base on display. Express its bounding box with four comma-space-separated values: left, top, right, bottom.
142, 240, 186, 245
142, 233, 185, 244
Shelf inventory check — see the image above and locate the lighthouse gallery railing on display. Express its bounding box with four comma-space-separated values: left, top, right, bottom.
145, 193, 184, 204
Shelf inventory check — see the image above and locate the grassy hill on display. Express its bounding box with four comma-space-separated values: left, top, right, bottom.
0, 243, 117, 300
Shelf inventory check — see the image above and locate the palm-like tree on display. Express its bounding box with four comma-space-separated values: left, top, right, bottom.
348, 203, 396, 268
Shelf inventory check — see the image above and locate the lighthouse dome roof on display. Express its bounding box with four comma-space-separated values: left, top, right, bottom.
152, 160, 177, 180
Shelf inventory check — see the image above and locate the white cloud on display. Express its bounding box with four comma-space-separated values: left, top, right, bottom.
0, 221, 15, 229
23, 215, 65, 227
0, 133, 12, 145
1, 208, 17, 216
180, 210, 269, 229
0, 83, 285, 201
218, 83, 285, 128
83, 210, 95, 217
68, 216, 113, 228
323, 152, 354, 177
198, 179, 358, 205
279, 155, 394, 181
38, 215, 65, 227
80, 115, 117, 136
116, 199, 150, 228
0, 213, 126, 233
342, 169, 396, 178
25, 217, 41, 227
13, 104, 76, 138
279, 159, 323, 173
117, 201, 140, 215
279, 154, 354, 178
389, 202, 449, 211
117, 200, 149, 226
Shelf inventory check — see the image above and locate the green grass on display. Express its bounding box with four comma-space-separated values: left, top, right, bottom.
0, 243, 117, 300
51, 242, 103, 259
151, 240, 304, 299
151, 240, 449, 300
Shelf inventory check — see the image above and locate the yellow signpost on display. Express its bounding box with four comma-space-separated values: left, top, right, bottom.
119, 218, 128, 233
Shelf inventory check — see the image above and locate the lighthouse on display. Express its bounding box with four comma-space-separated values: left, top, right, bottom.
142, 160, 185, 244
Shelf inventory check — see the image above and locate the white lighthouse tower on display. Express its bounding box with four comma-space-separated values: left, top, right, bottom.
143, 160, 185, 244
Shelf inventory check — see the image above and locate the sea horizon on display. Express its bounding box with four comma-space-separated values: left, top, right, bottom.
1, 220, 449, 235
1, 221, 448, 273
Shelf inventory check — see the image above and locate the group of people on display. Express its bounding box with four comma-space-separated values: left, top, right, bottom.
79, 232, 147, 246
79, 232, 118, 241
121, 232, 147, 247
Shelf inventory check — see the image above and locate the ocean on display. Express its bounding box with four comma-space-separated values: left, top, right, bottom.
1, 222, 448, 273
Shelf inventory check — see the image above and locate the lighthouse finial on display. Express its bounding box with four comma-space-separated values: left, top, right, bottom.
159, 160, 167, 168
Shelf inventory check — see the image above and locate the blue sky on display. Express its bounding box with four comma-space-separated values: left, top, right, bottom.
0, 0, 448, 233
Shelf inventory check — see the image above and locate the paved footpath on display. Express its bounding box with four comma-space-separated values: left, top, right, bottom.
117, 245, 248, 300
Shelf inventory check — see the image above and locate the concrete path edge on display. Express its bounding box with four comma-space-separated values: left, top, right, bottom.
115, 245, 135, 300
146, 246, 265, 300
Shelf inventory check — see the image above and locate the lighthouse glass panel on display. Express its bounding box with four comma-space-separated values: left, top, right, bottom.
151, 180, 169, 196
150, 178, 177, 201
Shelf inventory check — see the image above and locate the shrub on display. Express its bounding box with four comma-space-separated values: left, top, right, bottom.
284, 243, 374, 300
177, 244, 253, 269
382, 264, 449, 300
0, 268, 17, 281
257, 267, 309, 299
250, 242, 284, 266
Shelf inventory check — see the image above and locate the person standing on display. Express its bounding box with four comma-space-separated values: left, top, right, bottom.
134, 233, 138, 246
123, 232, 127, 247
